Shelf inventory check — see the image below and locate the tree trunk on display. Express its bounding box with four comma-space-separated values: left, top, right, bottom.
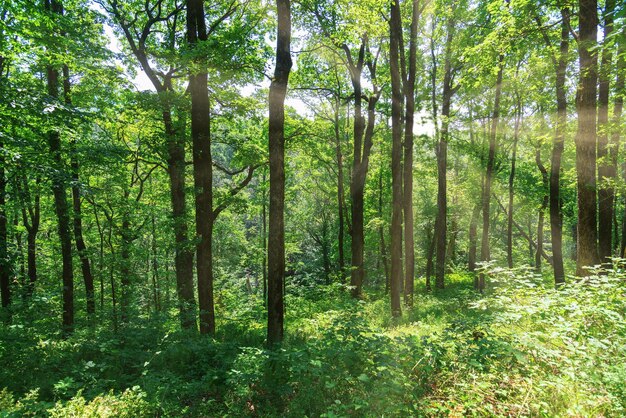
536, 149, 549, 272
425, 224, 435, 291
0, 137, 9, 314
378, 169, 390, 293
549, 8, 569, 284
435, 16, 456, 289
479, 56, 503, 292
344, 38, 380, 298
262, 169, 268, 307
389, 0, 404, 317
403, 0, 420, 306
575, 0, 599, 275
507, 104, 520, 268
334, 98, 345, 277
597, 0, 615, 264
63, 64, 95, 317
468, 203, 480, 272
45, 0, 73, 335
187, 0, 215, 335
120, 215, 131, 322
267, 0, 291, 345
611, 27, 626, 257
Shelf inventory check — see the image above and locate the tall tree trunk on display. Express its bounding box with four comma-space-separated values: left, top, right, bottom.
151, 215, 160, 312
334, 98, 345, 277
164, 107, 196, 330
403, 0, 420, 305
0, 137, 9, 314
389, 0, 404, 317
262, 169, 268, 307
435, 16, 456, 289
347, 39, 379, 298
597, 0, 615, 264
468, 202, 480, 272
378, 169, 390, 293
187, 0, 215, 335
610, 9, 624, 259
267, 0, 292, 345
536, 149, 549, 272
478, 56, 503, 292
45, 0, 73, 334
507, 103, 520, 268
21, 175, 40, 298
119, 215, 131, 322
575, 0, 599, 275
425, 224, 435, 291
63, 64, 95, 317
550, 9, 569, 284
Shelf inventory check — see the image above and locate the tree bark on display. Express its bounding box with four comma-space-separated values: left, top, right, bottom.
468, 203, 480, 272
187, 0, 215, 335
334, 97, 345, 277
435, 16, 456, 289
575, 0, 599, 275
0, 136, 9, 313
267, 0, 291, 345
378, 169, 390, 293
507, 103, 520, 268
550, 9, 569, 284
536, 148, 549, 272
597, 0, 615, 264
403, 0, 420, 305
610, 8, 624, 259
389, 0, 404, 317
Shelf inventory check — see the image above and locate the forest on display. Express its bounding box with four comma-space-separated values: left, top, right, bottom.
1, 0, 625, 415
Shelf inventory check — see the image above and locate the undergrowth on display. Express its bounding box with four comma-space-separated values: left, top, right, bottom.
1, 266, 625, 417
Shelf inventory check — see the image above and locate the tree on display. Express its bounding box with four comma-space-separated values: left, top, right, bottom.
389, 0, 404, 317
403, 0, 421, 304
597, 0, 616, 263
106, 0, 197, 329
574, 0, 599, 275
267, 0, 292, 345
45, 0, 74, 334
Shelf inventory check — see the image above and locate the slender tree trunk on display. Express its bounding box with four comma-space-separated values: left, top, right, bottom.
507, 105, 520, 268
378, 169, 390, 293
45, 0, 73, 335
0, 137, 9, 314
435, 17, 456, 289
334, 98, 345, 277
187, 0, 215, 335
597, 0, 615, 264
63, 64, 95, 317
389, 0, 404, 317
575, 0, 599, 275
119, 215, 131, 322
267, 0, 291, 345
536, 149, 549, 272
468, 203, 480, 272
403, 0, 420, 305
164, 101, 196, 330
550, 9, 569, 284
262, 169, 267, 307
611, 13, 625, 258
151, 215, 160, 312
425, 224, 435, 291
479, 56, 503, 292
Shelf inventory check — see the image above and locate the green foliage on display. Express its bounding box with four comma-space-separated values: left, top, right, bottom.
2, 271, 625, 416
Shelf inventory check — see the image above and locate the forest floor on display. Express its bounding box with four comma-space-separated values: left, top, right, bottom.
1, 267, 625, 417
